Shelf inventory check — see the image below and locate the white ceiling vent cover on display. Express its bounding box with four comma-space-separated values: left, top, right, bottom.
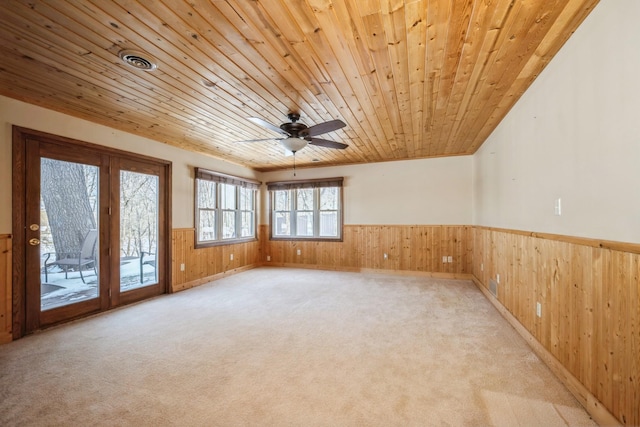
118, 49, 157, 71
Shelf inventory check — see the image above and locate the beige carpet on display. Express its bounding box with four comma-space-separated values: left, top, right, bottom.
0, 267, 596, 426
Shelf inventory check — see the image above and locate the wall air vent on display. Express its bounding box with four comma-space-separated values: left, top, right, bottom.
118, 49, 157, 71
489, 279, 498, 297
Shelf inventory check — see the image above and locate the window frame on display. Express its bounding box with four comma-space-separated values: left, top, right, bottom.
194, 168, 259, 248
267, 177, 344, 242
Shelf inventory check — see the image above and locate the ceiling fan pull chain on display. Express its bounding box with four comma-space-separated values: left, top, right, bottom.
293, 152, 297, 176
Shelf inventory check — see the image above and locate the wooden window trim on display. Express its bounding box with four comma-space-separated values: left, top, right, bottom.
266, 177, 343, 191
268, 178, 344, 242
195, 167, 260, 189
194, 168, 259, 248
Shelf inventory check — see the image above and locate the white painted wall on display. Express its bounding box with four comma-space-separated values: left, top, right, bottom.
473, 0, 640, 244
0, 96, 472, 234
0, 95, 259, 232
259, 156, 474, 225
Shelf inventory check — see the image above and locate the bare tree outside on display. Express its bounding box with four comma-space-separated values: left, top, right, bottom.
40, 160, 159, 309
197, 180, 216, 241
40, 158, 97, 256
119, 170, 159, 290
272, 187, 339, 237
120, 171, 158, 258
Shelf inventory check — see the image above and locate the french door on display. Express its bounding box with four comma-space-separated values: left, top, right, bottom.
13, 127, 171, 336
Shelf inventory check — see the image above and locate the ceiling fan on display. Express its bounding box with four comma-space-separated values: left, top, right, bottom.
242, 113, 348, 154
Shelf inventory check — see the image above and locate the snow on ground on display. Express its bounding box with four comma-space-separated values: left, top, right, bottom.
41, 259, 157, 310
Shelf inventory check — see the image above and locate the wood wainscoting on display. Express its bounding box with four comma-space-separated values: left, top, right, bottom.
0, 234, 12, 344
261, 224, 472, 277
171, 228, 261, 292
472, 226, 639, 427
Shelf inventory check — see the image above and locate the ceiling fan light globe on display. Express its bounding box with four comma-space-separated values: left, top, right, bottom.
282, 137, 307, 153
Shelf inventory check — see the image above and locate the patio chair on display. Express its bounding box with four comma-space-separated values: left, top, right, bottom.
43, 229, 98, 284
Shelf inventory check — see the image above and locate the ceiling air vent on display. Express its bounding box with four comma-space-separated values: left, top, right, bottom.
118, 49, 157, 71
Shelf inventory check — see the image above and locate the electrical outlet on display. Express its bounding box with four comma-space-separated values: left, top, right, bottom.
384, 253, 388, 260
536, 302, 542, 318
481, 263, 484, 271
267, 255, 271, 261
442, 256, 447, 263
447, 256, 453, 263
230, 253, 234, 261
496, 274, 500, 284
297, 249, 301, 256
180, 263, 185, 272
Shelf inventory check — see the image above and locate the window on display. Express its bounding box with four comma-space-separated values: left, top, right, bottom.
195, 168, 258, 246
267, 177, 343, 240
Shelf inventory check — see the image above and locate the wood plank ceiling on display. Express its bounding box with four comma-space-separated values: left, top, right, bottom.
0, 0, 599, 171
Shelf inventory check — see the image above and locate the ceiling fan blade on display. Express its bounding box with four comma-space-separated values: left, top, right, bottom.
304, 119, 346, 137
307, 137, 348, 150
247, 117, 289, 136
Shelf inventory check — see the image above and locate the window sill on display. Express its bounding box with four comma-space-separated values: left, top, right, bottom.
269, 236, 343, 243
195, 236, 258, 249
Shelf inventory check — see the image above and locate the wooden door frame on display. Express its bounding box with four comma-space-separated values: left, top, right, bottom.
12, 126, 172, 339
24, 140, 111, 332
110, 157, 169, 306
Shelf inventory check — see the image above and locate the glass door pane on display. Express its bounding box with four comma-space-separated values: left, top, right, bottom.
119, 170, 159, 292
18, 129, 168, 336
40, 158, 99, 311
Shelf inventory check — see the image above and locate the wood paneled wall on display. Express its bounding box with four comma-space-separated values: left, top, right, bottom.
261, 224, 472, 277
472, 227, 639, 426
7, 225, 636, 425
0, 234, 12, 344
171, 228, 261, 292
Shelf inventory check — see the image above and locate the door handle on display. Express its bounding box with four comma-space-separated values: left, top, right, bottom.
29, 238, 40, 246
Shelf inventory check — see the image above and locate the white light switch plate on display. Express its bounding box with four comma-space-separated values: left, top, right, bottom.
554, 197, 562, 216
